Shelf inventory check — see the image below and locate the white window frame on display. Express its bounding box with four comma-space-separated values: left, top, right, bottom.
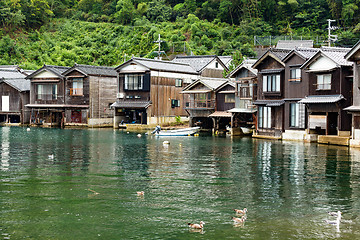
259, 106, 271, 128
175, 79, 183, 87
124, 74, 144, 90
290, 103, 305, 128
290, 68, 301, 81
316, 74, 331, 90
71, 77, 84, 96
263, 74, 280, 92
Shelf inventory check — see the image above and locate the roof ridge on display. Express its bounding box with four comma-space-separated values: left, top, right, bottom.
133, 57, 193, 67
174, 55, 217, 58
75, 64, 114, 69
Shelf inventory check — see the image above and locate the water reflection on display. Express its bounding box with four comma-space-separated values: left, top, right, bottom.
1, 127, 360, 239
0, 127, 10, 171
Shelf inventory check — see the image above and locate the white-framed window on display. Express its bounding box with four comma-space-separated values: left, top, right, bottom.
263, 74, 280, 92
71, 77, 83, 95
124, 74, 144, 90
289, 68, 301, 81
290, 103, 305, 128
316, 74, 331, 90
258, 106, 271, 128
175, 79, 183, 87
37, 84, 57, 100
171, 99, 180, 108
225, 94, 235, 103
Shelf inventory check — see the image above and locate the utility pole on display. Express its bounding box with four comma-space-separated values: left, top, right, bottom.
327, 19, 338, 47
153, 34, 165, 60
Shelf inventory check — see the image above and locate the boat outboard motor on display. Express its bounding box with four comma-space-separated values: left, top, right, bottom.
152, 125, 161, 134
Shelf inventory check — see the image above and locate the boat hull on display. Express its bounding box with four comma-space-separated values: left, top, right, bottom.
155, 127, 200, 136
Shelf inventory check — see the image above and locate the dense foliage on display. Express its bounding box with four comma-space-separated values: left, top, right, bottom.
1, 0, 360, 70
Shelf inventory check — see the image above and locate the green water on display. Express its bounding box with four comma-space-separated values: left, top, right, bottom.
1, 127, 360, 239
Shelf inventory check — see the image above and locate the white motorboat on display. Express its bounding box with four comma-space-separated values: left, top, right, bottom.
153, 126, 200, 136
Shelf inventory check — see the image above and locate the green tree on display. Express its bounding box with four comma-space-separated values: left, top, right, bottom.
114, 0, 136, 24
146, 0, 172, 23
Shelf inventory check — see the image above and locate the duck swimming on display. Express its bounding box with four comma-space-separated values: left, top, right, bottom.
232, 216, 246, 224
188, 221, 205, 229
136, 191, 144, 196
325, 211, 342, 225
234, 208, 247, 215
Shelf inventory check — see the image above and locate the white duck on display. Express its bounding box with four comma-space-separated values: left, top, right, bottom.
188, 221, 205, 229
325, 211, 342, 225
232, 216, 246, 224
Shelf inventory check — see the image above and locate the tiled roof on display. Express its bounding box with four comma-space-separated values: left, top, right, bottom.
270, 48, 292, 60
254, 100, 285, 106
45, 65, 71, 76
172, 55, 218, 72
227, 59, 258, 78
299, 94, 345, 104
0, 69, 27, 79
218, 56, 233, 67
66, 64, 117, 77
110, 101, 152, 109
26, 65, 70, 79
320, 47, 352, 66
276, 40, 314, 49
295, 47, 319, 59
3, 79, 30, 92
117, 57, 198, 74
200, 78, 229, 90
0, 65, 20, 70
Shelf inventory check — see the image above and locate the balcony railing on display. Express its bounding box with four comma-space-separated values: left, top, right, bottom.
185, 100, 215, 109
70, 88, 84, 96
36, 94, 58, 101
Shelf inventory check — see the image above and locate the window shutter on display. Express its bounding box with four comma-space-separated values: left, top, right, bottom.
263, 75, 267, 92
121, 74, 126, 90
143, 73, 150, 91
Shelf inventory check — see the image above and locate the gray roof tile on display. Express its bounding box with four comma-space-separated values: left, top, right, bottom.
66, 64, 117, 77
320, 47, 352, 66
276, 40, 314, 49
3, 79, 30, 92
172, 55, 218, 72
299, 94, 345, 104
119, 57, 198, 74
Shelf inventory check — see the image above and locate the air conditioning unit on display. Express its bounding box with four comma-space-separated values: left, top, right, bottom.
117, 93, 124, 99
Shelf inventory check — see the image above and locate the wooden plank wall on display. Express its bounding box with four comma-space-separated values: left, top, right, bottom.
150, 76, 187, 118
89, 76, 117, 118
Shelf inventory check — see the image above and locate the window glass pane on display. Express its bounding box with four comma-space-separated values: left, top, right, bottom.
275, 75, 280, 92
263, 76, 267, 92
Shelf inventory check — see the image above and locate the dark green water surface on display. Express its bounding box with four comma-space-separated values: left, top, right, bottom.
1, 127, 360, 239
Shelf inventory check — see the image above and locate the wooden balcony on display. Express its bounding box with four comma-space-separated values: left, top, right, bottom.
185, 100, 215, 109
70, 88, 84, 96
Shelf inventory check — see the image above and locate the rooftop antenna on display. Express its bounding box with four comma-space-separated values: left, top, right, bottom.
153, 34, 165, 60
327, 19, 338, 47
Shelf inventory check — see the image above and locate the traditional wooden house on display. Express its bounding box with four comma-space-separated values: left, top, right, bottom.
281, 47, 319, 140
181, 78, 235, 130
0, 68, 30, 124
62, 64, 117, 126
25, 65, 70, 127
252, 48, 291, 139
111, 57, 199, 127
172, 55, 229, 78
299, 47, 353, 145
26, 64, 117, 127
227, 59, 258, 135
344, 41, 360, 147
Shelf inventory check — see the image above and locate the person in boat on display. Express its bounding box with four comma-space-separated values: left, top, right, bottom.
152, 125, 161, 134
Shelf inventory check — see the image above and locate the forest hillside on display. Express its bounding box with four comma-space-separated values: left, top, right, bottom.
1, 0, 360, 70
